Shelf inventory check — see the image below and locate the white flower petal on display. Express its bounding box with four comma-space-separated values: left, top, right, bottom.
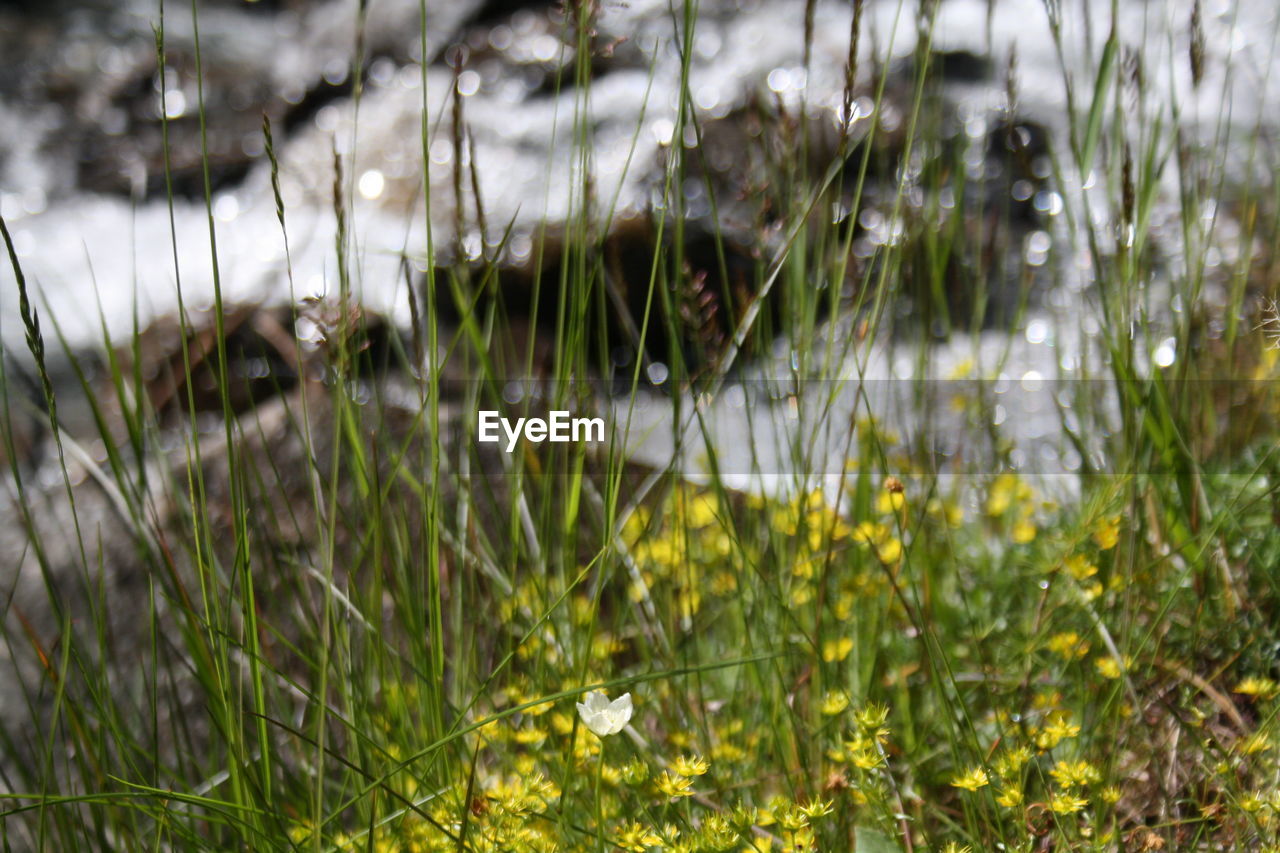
606, 693, 633, 732
576, 690, 632, 737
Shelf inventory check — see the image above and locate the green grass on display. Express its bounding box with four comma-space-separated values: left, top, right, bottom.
3, 0, 1280, 850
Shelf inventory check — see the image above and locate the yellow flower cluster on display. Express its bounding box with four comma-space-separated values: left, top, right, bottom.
622, 487, 744, 624
987, 473, 1040, 543
1045, 630, 1091, 661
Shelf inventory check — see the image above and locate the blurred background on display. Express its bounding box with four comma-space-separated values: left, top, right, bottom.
1, 0, 1277, 478
2, 0, 1273, 346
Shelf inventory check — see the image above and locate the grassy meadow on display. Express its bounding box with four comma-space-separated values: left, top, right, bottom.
3, 0, 1280, 850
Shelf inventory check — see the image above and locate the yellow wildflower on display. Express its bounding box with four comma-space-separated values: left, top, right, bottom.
1048, 791, 1090, 814
775, 803, 809, 831
1237, 732, 1271, 755
1036, 712, 1082, 750
782, 827, 815, 852
1012, 519, 1037, 543
1065, 554, 1097, 579
1234, 677, 1280, 700
798, 799, 834, 819
987, 473, 1033, 516
820, 690, 851, 716
855, 703, 891, 730
1095, 656, 1126, 679
621, 758, 649, 786
993, 745, 1033, 779
686, 492, 720, 528
1046, 631, 1090, 661
875, 537, 903, 565
670, 754, 710, 777
950, 766, 990, 792
512, 726, 549, 746
850, 746, 885, 770
655, 771, 696, 800
1049, 759, 1101, 788
876, 490, 906, 515
1240, 793, 1265, 813
995, 787, 1024, 808
615, 822, 663, 851
927, 498, 965, 527
853, 521, 884, 544
822, 637, 854, 663
1093, 516, 1121, 550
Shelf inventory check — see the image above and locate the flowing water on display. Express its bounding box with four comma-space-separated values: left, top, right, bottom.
1, 0, 1277, 487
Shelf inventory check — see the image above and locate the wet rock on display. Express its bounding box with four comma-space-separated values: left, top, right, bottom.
129, 303, 305, 419
407, 5, 1070, 373
430, 211, 768, 383
927, 49, 994, 84
470, 0, 556, 26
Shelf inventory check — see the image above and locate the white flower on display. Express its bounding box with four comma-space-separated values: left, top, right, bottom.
576, 690, 633, 737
